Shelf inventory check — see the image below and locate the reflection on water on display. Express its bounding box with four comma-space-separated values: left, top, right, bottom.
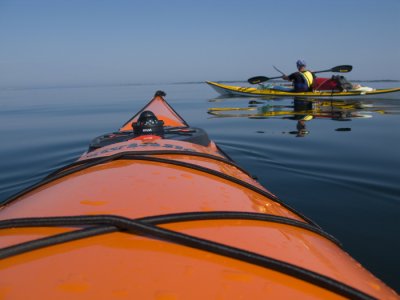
208, 96, 400, 137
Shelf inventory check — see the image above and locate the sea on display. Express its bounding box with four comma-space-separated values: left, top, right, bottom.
0, 80, 399, 293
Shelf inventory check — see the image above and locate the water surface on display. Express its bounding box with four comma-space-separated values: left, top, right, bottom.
0, 81, 399, 292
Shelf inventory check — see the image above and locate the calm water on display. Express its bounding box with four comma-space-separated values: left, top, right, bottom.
1, 81, 399, 292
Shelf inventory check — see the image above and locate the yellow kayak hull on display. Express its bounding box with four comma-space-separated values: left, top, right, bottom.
207, 81, 400, 98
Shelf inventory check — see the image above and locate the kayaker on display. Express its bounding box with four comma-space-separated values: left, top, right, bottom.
283, 60, 315, 92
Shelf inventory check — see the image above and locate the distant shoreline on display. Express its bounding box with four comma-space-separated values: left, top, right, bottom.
1, 79, 399, 91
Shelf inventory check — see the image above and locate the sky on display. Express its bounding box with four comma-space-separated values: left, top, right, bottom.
0, 0, 399, 88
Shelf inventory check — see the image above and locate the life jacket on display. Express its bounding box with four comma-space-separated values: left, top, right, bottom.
300, 70, 314, 88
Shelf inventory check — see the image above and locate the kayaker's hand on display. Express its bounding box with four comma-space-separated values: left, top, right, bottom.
282, 75, 289, 80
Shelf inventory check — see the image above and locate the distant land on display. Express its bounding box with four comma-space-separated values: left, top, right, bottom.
0, 79, 399, 91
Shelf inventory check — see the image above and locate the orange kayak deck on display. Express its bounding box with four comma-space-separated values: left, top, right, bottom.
1, 91, 398, 299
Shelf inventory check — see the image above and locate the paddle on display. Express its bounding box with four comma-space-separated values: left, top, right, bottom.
273, 65, 286, 76
248, 65, 353, 84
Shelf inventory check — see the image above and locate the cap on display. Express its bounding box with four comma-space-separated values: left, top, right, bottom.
296, 60, 306, 68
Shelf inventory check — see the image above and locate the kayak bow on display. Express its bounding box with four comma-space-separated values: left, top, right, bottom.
1, 91, 398, 299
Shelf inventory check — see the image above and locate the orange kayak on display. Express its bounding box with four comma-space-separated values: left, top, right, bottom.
1, 91, 398, 299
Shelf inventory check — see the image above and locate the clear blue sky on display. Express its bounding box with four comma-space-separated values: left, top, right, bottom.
1, 0, 399, 88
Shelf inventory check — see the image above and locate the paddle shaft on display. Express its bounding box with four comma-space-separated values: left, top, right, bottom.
273, 66, 286, 76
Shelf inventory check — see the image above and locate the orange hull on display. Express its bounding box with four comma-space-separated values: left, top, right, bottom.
1, 91, 398, 299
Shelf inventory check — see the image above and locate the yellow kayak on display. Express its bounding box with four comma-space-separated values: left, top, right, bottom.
206, 81, 400, 98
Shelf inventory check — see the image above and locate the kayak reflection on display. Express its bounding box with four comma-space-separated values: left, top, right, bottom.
209, 98, 376, 116
207, 97, 384, 137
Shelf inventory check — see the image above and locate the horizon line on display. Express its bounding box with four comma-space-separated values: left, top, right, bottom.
1, 79, 399, 91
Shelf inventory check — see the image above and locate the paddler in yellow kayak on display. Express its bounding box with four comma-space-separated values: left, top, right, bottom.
283, 60, 315, 92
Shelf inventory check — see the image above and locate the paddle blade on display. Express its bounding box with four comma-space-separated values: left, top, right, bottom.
248, 76, 269, 84
331, 65, 353, 73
